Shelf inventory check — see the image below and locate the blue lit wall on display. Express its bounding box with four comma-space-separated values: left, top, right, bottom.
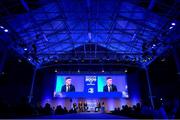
127, 70, 141, 105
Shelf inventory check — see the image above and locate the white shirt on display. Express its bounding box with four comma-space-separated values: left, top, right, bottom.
108, 85, 111, 92
66, 84, 70, 92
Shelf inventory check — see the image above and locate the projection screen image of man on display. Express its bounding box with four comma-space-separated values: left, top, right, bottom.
61, 77, 75, 92
103, 77, 117, 92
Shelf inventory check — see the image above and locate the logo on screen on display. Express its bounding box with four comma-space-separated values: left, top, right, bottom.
85, 76, 96, 85
88, 88, 94, 93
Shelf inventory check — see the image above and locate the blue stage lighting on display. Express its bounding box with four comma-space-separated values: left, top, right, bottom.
171, 22, 176, 26
0, 26, 4, 29
169, 26, 173, 29
4, 29, 8, 32
24, 48, 28, 51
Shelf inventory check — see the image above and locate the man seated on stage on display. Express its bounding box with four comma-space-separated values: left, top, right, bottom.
103, 77, 117, 92
61, 77, 75, 92
95, 102, 101, 112
84, 101, 88, 112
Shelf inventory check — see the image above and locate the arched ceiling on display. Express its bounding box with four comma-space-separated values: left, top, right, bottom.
0, 0, 179, 68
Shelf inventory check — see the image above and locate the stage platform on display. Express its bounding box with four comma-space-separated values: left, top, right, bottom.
1, 113, 134, 119
34, 113, 131, 119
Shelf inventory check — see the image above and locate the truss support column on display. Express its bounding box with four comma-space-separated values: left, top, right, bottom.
0, 48, 7, 74
172, 46, 180, 82
28, 67, 37, 103
144, 66, 154, 109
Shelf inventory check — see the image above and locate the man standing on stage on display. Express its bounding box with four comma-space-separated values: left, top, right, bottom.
103, 77, 117, 92
61, 77, 75, 92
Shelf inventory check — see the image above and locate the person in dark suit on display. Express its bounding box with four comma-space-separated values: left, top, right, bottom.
61, 77, 75, 92
103, 77, 117, 92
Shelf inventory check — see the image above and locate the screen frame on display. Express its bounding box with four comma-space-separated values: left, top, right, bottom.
54, 73, 128, 98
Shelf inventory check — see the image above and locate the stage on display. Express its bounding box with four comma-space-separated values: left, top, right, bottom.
41, 98, 138, 113
4, 113, 133, 119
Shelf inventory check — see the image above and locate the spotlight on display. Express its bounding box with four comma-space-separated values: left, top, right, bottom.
125, 85, 128, 89
169, 26, 173, 29
148, 57, 152, 60
78, 69, 80, 73
28, 58, 31, 61
4, 29, 8, 32
143, 59, 147, 62
160, 98, 163, 101
153, 44, 156, 47
88, 32, 92, 40
55, 69, 58, 73
24, 48, 28, 51
0, 26, 4, 29
171, 22, 176, 26
124, 69, 128, 73
102, 69, 104, 73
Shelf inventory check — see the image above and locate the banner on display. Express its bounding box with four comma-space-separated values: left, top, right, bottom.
84, 76, 97, 94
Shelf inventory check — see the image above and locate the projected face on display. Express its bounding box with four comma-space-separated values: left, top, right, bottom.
107, 78, 112, 85
66, 78, 72, 85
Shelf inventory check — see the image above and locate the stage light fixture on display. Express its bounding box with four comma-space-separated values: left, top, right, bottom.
88, 32, 92, 40
142, 59, 147, 62
171, 22, 176, 26
132, 58, 136, 62
148, 57, 152, 60
4, 29, 8, 32
0, 26, 3, 29
124, 69, 128, 73
102, 69, 104, 73
55, 69, 58, 73
24, 47, 28, 51
28, 58, 31, 61
169, 26, 173, 29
